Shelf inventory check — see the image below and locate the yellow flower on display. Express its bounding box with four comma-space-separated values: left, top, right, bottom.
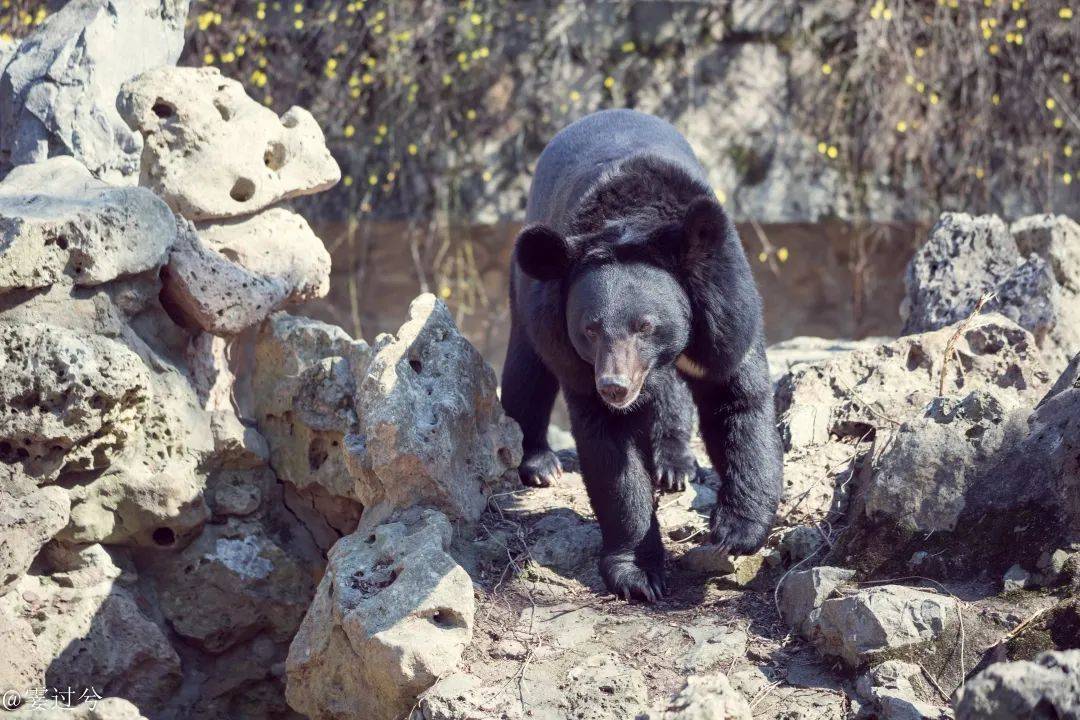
362, 73, 374, 84
621, 41, 636, 52
827, 145, 838, 159
1016, 18, 1027, 29
603, 76, 615, 89
570, 90, 581, 102
1065, 145, 1074, 157
916, 82, 926, 94
817, 141, 827, 154
777, 247, 789, 262
1064, 172, 1074, 185
466, 109, 477, 120
1047, 98, 1057, 110
378, 124, 388, 136
758, 251, 768, 263
975, 167, 985, 179
293, 2, 302, 12
442, 73, 453, 86
821, 63, 832, 75
294, 18, 304, 29
368, 174, 378, 186
896, 120, 908, 132
988, 44, 999, 55
343, 175, 353, 186
992, 93, 1001, 105
914, 47, 926, 58
929, 92, 939, 105
439, 286, 452, 299
343, 125, 355, 138
482, 170, 493, 182
905, 74, 915, 85
1060, 7, 1074, 20
1054, 117, 1065, 128
203, 52, 215, 64
1065, 72, 1073, 84
408, 143, 418, 156
470, 12, 482, 25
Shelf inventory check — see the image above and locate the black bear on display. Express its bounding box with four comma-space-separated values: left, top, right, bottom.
500, 109, 783, 602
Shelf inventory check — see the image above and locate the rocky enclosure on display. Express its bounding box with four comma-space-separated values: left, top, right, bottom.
0, 3, 1078, 720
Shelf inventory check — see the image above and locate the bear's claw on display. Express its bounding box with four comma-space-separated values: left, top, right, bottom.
601, 555, 667, 603
519, 448, 563, 488
708, 506, 770, 556
652, 446, 696, 494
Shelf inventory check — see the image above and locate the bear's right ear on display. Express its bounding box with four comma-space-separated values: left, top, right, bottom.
515, 224, 577, 281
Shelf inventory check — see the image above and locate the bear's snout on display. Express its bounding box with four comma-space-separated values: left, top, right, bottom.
597, 375, 631, 406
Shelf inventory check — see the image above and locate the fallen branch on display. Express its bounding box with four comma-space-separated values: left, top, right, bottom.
938, 292, 994, 397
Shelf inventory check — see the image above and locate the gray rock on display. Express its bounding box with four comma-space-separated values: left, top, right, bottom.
1001, 564, 1031, 593
778, 524, 826, 564
0, 485, 69, 594
0, 157, 176, 292
566, 652, 649, 720
857, 661, 953, 720
118, 66, 339, 221
814, 585, 958, 668
0, 0, 189, 183
777, 565, 855, 636
254, 296, 522, 525
153, 519, 314, 654
1011, 214, 1080, 293
286, 507, 474, 720
954, 650, 1080, 720
661, 674, 752, 720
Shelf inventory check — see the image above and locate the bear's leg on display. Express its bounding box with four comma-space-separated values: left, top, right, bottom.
689, 346, 782, 555
501, 322, 563, 487
645, 369, 697, 493
566, 392, 666, 602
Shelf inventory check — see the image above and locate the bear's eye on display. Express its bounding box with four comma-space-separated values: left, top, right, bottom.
583, 323, 600, 341
635, 319, 655, 336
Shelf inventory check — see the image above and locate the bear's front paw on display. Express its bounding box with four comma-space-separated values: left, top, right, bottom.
708, 506, 771, 556
599, 553, 667, 603
652, 443, 696, 493
519, 448, 563, 488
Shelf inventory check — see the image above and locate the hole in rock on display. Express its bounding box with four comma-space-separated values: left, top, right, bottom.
151, 100, 175, 119
308, 437, 328, 471
430, 609, 464, 629
152, 527, 176, 546
214, 99, 233, 121
409, 359, 422, 374
281, 113, 299, 128
264, 141, 287, 170
230, 177, 256, 203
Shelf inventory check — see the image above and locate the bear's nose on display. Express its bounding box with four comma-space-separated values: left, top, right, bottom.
597, 375, 630, 405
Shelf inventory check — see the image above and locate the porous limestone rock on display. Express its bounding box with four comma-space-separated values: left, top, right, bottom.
0, 485, 69, 594
566, 652, 649, 720
3, 572, 182, 710
0, 0, 190, 182
0, 157, 176, 292
285, 507, 474, 720
118, 66, 340, 221
661, 674, 752, 720
161, 211, 330, 334
813, 585, 959, 668
776, 314, 1049, 452
152, 519, 314, 654
953, 650, 1080, 720
0, 322, 151, 479
902, 212, 1080, 374
254, 295, 522, 524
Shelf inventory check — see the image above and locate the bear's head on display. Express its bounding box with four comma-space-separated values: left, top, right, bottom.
515, 196, 729, 410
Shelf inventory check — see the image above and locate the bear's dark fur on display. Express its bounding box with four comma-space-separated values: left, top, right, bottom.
501, 109, 782, 602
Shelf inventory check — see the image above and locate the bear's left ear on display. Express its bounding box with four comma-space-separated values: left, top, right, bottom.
679, 196, 731, 263
515, 224, 578, 281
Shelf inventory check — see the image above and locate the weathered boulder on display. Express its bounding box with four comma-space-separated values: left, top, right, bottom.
777, 565, 855, 637
953, 650, 1080, 720
0, 322, 151, 479
285, 507, 474, 720
0, 485, 69, 594
118, 66, 340, 221
151, 519, 314, 654
254, 296, 522, 524
856, 661, 953, 720
660, 674, 752, 720
901, 212, 1080, 374
0, 0, 190, 182
0, 157, 176, 292
812, 585, 959, 668
161, 213, 330, 334
2, 571, 182, 710
776, 314, 1049, 451
835, 365, 1080, 579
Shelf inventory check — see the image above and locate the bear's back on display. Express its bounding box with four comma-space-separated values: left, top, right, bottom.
526, 109, 707, 232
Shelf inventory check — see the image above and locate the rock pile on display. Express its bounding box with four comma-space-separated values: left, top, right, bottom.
0, 6, 518, 719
